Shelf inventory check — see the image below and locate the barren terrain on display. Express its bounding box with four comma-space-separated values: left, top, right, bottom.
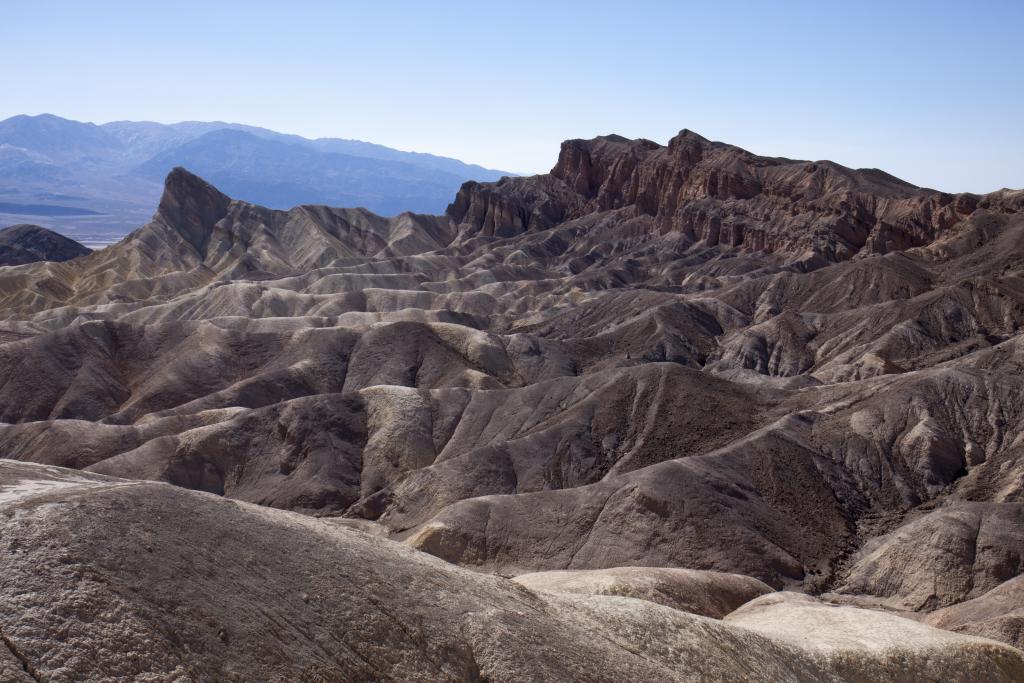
2, 129, 1024, 679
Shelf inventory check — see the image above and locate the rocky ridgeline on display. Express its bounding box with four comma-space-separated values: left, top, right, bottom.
449, 130, 1019, 263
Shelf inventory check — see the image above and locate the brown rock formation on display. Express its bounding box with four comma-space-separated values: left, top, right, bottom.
1, 460, 1022, 681
1, 129, 1024, 667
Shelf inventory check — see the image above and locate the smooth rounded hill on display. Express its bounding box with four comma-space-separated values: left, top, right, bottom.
512, 567, 773, 618
1, 460, 1023, 682
0, 224, 90, 266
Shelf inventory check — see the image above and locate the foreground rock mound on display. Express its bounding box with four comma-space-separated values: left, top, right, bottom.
1, 461, 1022, 682
512, 567, 773, 618
726, 592, 1024, 680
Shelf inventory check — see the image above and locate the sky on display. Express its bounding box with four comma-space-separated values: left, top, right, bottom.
2, 0, 1021, 192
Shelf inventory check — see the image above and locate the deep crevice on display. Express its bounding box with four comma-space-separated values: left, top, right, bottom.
0, 628, 45, 683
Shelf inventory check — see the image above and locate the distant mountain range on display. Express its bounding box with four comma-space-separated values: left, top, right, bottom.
0, 114, 510, 245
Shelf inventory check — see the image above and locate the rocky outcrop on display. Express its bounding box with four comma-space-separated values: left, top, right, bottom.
450, 130, 994, 265
155, 166, 233, 255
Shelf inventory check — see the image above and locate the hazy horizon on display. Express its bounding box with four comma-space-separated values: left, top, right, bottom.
0, 112, 519, 174
4, 1, 1023, 193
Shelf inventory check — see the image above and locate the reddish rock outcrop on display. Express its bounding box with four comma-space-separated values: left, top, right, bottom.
450, 130, 992, 264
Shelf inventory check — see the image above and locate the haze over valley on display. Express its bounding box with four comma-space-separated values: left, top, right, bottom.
0, 114, 508, 246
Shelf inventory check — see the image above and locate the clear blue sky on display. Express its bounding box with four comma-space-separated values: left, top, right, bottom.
2, 0, 1021, 192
